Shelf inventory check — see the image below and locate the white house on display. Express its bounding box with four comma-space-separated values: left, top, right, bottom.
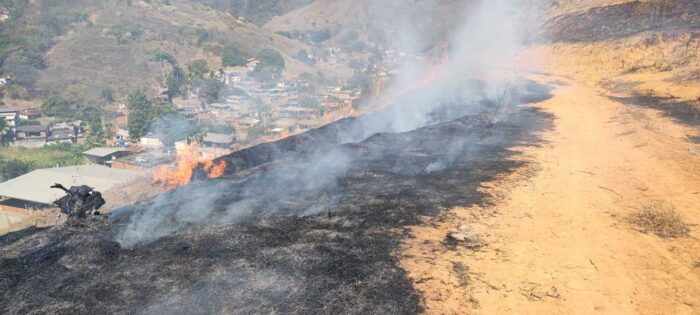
0, 108, 19, 132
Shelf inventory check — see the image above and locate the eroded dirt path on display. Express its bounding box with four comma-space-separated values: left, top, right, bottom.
400, 76, 700, 314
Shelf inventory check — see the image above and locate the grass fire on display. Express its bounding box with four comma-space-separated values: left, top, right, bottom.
0, 0, 699, 314
152, 144, 227, 189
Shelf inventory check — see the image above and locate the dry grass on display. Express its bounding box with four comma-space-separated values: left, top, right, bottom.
633, 200, 689, 238
0, 209, 59, 236
100, 176, 166, 213
452, 262, 471, 287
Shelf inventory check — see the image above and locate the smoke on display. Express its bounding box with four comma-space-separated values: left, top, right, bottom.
114, 0, 543, 247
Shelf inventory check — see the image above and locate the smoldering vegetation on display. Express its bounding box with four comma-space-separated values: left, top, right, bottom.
0, 82, 553, 313
0, 0, 555, 312
116, 79, 551, 247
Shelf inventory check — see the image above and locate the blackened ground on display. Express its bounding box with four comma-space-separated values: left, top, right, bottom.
0, 106, 552, 314
540, 0, 700, 43
202, 79, 552, 177
609, 95, 700, 127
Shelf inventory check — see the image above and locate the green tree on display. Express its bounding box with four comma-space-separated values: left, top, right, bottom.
165, 66, 186, 100
0, 158, 35, 181
201, 78, 223, 104
0, 119, 14, 147
222, 45, 249, 67
41, 95, 72, 117
256, 49, 285, 71
187, 59, 209, 82
87, 115, 106, 146
100, 87, 115, 103
251, 49, 286, 82
126, 90, 154, 140
195, 27, 209, 47
126, 90, 175, 140
295, 49, 314, 65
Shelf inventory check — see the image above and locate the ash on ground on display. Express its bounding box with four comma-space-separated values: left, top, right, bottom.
0, 82, 552, 314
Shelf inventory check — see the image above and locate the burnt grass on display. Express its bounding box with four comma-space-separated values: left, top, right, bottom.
539, 0, 700, 43
609, 95, 700, 127
0, 100, 552, 313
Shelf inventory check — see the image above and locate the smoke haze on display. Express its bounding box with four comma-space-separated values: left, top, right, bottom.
114, 0, 543, 247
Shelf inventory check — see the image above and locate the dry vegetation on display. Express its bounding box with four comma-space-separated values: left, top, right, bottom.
537, 31, 700, 102
452, 262, 471, 287
633, 200, 690, 238
100, 176, 166, 213
0, 209, 57, 236
34, 0, 317, 101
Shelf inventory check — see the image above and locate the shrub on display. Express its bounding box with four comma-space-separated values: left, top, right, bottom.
633, 200, 689, 238
222, 45, 248, 67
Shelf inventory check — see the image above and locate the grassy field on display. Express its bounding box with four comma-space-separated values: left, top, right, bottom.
0, 144, 86, 178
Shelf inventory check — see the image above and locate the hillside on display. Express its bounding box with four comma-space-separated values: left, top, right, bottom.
39, 0, 318, 101
264, 0, 468, 52
1, 0, 342, 103
190, 0, 314, 25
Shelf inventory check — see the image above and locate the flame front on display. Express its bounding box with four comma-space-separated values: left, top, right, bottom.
152, 144, 227, 189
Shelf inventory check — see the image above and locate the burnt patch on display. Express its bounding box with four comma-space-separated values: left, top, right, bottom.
0, 103, 552, 314
540, 1, 700, 43
609, 95, 700, 126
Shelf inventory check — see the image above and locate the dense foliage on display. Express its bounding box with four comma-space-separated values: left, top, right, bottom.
126, 90, 173, 140
221, 45, 249, 67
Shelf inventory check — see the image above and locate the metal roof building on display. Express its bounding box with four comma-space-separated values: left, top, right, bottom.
83, 147, 127, 158
0, 165, 140, 205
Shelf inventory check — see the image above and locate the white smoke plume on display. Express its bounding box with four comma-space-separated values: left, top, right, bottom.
114, 0, 543, 247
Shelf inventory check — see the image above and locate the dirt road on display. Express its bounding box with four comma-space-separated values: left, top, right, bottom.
401, 76, 700, 314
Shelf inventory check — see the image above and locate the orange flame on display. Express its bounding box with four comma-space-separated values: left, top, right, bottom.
152, 144, 227, 189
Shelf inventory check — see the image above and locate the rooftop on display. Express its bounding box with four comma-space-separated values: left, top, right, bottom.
0, 165, 141, 205
15, 125, 48, 133
114, 150, 175, 168
83, 147, 128, 158
204, 133, 235, 144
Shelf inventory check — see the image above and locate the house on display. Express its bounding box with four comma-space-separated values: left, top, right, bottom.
14, 125, 49, 140
47, 124, 79, 144
0, 108, 19, 132
0, 165, 140, 214
116, 125, 129, 140
19, 108, 42, 120
83, 147, 133, 166
0, 7, 9, 22
0, 76, 10, 86
140, 135, 164, 147
203, 133, 235, 148
246, 58, 260, 71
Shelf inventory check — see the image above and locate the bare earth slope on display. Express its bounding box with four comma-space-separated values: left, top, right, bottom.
400, 73, 700, 313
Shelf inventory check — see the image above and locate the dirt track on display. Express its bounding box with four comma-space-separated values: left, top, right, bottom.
401, 75, 700, 314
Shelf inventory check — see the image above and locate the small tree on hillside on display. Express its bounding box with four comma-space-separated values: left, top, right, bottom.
187, 59, 209, 82
87, 115, 106, 146
127, 90, 154, 140
0, 119, 13, 147
222, 45, 249, 67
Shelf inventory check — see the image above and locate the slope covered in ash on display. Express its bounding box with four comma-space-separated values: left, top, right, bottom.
0, 83, 552, 314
